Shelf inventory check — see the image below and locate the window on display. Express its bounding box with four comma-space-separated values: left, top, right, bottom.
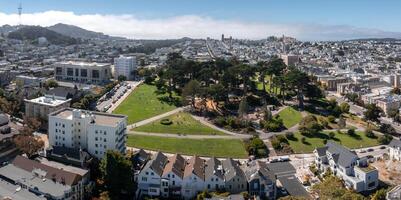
75, 68, 79, 76
67, 68, 74, 76
104, 138, 107, 142
95, 151, 98, 154
211, 178, 214, 181
62, 124, 65, 128
104, 131, 107, 135
95, 137, 98, 141
80, 69, 87, 77
172, 181, 175, 186
168, 174, 170, 178
95, 144, 98, 147
151, 172, 154, 175
92, 70, 100, 78
172, 174, 175, 178
142, 177, 147, 182
207, 184, 210, 189
145, 172, 149, 175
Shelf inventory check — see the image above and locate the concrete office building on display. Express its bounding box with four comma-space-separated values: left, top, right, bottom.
54, 61, 111, 84
48, 108, 127, 159
24, 95, 71, 122
114, 55, 137, 80
280, 54, 299, 66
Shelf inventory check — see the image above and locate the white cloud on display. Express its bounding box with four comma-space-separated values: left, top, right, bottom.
0, 10, 400, 41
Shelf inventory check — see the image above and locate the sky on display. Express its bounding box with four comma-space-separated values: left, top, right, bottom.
0, 0, 400, 40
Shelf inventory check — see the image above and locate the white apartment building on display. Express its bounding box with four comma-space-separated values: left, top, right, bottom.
48, 108, 127, 159
54, 61, 112, 84
114, 55, 137, 80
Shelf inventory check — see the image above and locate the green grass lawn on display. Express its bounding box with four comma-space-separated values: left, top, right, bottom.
287, 131, 380, 153
133, 112, 226, 135
256, 75, 282, 94
127, 135, 248, 158
276, 107, 303, 128
113, 84, 178, 124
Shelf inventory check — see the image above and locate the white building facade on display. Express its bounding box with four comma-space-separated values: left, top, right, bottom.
48, 108, 127, 159
114, 55, 137, 80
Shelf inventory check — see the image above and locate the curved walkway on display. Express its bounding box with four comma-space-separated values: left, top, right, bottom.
191, 115, 252, 139
127, 106, 189, 129
128, 130, 250, 139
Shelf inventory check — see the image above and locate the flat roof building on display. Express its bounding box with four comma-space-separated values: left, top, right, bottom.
54, 61, 111, 85
48, 108, 127, 159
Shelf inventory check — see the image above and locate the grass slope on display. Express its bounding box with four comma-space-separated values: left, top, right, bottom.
127, 135, 248, 158
287, 131, 380, 153
113, 84, 178, 124
134, 112, 226, 135
276, 107, 303, 128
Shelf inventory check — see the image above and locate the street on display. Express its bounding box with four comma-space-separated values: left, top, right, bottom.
96, 81, 141, 113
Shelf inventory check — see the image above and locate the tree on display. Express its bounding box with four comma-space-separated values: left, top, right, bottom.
238, 98, 249, 117
181, 80, 202, 108
364, 104, 382, 123
328, 132, 335, 139
312, 176, 365, 200
45, 79, 59, 88
387, 107, 399, 120
347, 128, 356, 136
117, 75, 127, 82
13, 135, 44, 158
364, 128, 375, 138
284, 68, 310, 109
378, 134, 393, 145
371, 188, 388, 200
299, 115, 323, 136
244, 136, 268, 158
100, 150, 134, 199
196, 190, 212, 200
339, 102, 350, 114
379, 123, 397, 135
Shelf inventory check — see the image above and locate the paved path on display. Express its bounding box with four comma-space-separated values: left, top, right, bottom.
127, 106, 189, 129
191, 115, 252, 139
259, 111, 308, 139
128, 130, 248, 139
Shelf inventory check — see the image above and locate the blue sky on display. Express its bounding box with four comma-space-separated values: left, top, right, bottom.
0, 0, 400, 40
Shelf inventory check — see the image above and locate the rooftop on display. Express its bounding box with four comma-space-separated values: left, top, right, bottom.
25, 96, 71, 107
50, 108, 126, 127
356, 165, 377, 173
0, 178, 45, 200
58, 61, 110, 67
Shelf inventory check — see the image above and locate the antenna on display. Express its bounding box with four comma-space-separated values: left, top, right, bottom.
18, 3, 22, 26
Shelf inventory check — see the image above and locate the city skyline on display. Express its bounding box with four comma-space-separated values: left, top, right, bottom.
0, 0, 401, 40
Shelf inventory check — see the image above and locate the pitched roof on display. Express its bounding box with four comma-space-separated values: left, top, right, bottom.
144, 152, 167, 176
184, 156, 205, 180
389, 139, 401, 149
222, 158, 245, 181
315, 146, 328, 157
163, 154, 186, 178
12, 156, 81, 186
325, 141, 358, 167
205, 157, 224, 180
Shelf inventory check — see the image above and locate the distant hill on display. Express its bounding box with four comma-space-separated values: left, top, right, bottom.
47, 23, 115, 40
347, 38, 401, 42
7, 26, 78, 45
0, 25, 19, 35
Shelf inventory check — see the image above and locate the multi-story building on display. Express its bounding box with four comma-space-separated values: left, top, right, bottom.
314, 141, 378, 192
204, 157, 225, 192
48, 108, 127, 159
161, 154, 186, 198
243, 160, 277, 199
137, 152, 168, 198
54, 61, 111, 84
376, 95, 401, 116
222, 158, 247, 194
24, 95, 71, 123
0, 155, 91, 200
182, 156, 205, 199
317, 75, 348, 91
388, 139, 401, 161
280, 54, 299, 66
114, 55, 137, 80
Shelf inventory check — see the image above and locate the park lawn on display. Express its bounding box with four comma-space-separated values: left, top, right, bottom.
133, 112, 226, 135
113, 84, 178, 124
287, 131, 380, 153
127, 135, 248, 158
276, 107, 303, 128
256, 75, 281, 94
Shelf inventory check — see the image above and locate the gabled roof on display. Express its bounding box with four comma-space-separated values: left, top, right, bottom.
184, 156, 205, 180
205, 157, 224, 180
12, 156, 81, 186
143, 152, 167, 176
325, 141, 358, 167
389, 139, 401, 149
244, 161, 275, 184
222, 158, 245, 181
163, 154, 186, 178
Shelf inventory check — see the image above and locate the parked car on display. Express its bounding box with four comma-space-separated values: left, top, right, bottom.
367, 148, 374, 152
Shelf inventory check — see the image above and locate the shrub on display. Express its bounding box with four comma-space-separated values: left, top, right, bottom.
271, 135, 289, 150
214, 116, 227, 127
347, 128, 355, 135
328, 132, 335, 139
301, 137, 307, 144
323, 139, 328, 144
285, 132, 294, 140
364, 129, 375, 138
160, 119, 173, 125
327, 115, 336, 123
378, 135, 393, 145
264, 118, 284, 132
299, 115, 323, 136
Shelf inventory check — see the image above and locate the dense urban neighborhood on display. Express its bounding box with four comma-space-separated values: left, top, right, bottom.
1, 2, 401, 200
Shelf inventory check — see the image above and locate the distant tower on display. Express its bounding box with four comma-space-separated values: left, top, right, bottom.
18, 3, 22, 25
221, 34, 224, 42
